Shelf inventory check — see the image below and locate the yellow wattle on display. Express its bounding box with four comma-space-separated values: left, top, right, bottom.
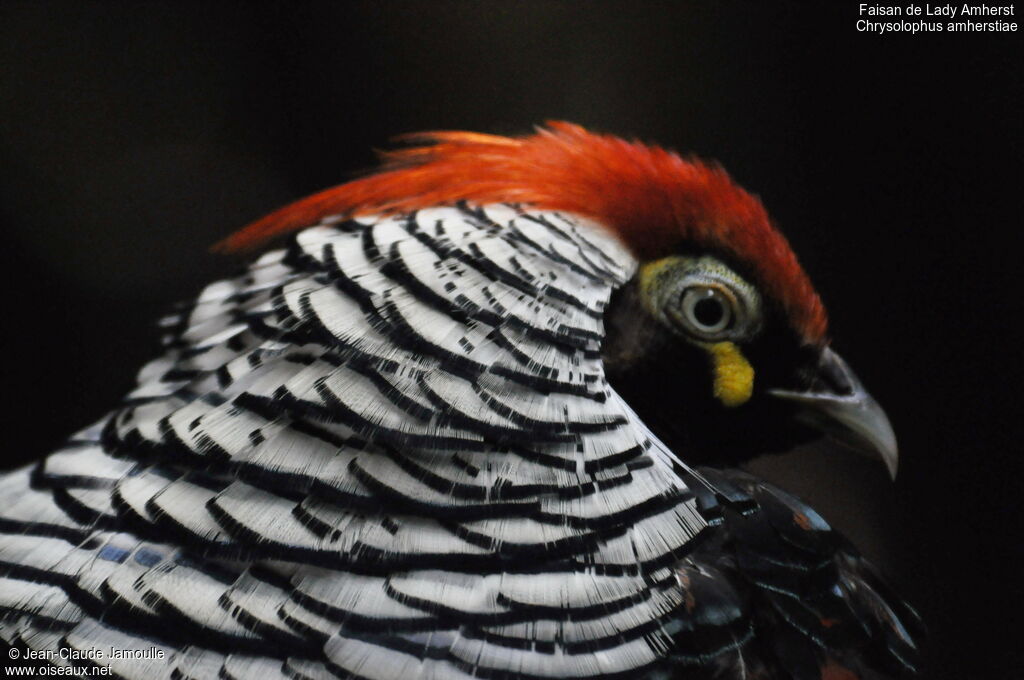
707, 341, 754, 407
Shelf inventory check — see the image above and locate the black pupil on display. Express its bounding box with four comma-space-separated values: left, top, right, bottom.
693, 296, 725, 328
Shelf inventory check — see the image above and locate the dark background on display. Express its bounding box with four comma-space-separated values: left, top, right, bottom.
1, 2, 1019, 677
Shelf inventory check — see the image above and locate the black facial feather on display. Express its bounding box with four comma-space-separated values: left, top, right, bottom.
601, 276, 821, 466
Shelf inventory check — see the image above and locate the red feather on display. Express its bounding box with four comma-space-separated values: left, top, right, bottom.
821, 659, 861, 680
218, 122, 827, 343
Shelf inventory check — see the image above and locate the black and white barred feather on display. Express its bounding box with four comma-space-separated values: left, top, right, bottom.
0, 205, 920, 679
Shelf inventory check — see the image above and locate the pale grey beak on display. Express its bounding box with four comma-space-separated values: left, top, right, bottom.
770, 347, 899, 479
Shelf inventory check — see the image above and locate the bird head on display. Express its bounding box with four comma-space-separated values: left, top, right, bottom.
219, 121, 898, 477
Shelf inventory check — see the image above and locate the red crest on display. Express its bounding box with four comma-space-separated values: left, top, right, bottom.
220, 122, 827, 343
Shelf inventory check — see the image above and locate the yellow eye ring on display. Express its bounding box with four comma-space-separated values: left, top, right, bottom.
639, 255, 763, 342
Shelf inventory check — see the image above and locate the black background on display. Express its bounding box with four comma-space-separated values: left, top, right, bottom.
1, 2, 1020, 677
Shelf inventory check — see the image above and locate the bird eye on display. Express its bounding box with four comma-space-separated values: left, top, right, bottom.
678, 286, 734, 338
639, 255, 762, 343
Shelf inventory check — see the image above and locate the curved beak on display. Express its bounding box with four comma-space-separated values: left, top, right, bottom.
769, 347, 899, 479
